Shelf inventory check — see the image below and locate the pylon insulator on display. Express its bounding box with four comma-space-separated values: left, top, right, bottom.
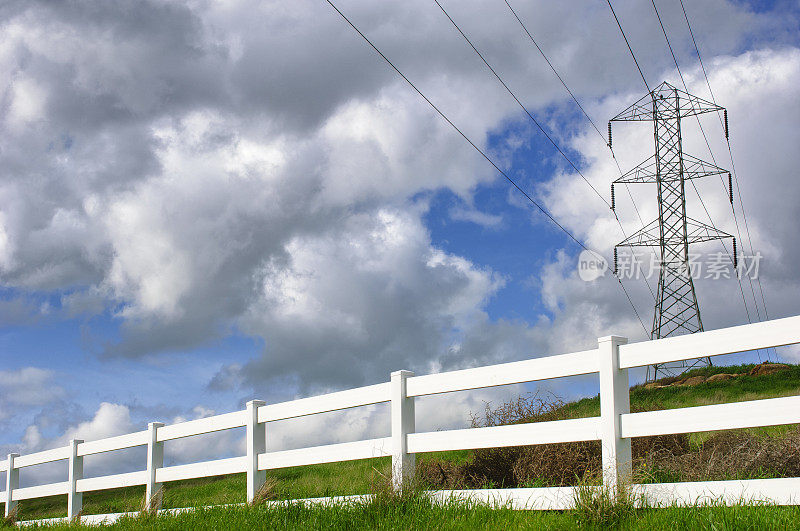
608, 122, 612, 148
611, 184, 615, 210
733, 238, 738, 268
728, 173, 733, 204
724, 110, 729, 139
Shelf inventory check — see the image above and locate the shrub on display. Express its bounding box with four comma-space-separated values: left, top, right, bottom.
642, 427, 800, 482
419, 393, 692, 489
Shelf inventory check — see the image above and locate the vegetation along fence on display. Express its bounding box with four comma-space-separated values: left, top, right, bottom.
3, 315, 800, 523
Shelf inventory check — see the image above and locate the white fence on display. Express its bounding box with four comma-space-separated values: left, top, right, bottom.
3, 315, 800, 521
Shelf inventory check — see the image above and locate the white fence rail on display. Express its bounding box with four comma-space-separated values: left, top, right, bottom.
3, 315, 800, 521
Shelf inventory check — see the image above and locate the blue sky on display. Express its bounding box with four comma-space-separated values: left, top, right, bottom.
1, 0, 799, 466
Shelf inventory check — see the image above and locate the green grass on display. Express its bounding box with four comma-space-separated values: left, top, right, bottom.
563, 363, 800, 418
9, 453, 473, 521
10, 458, 392, 521
19, 497, 800, 530
7, 363, 799, 525
563, 363, 800, 444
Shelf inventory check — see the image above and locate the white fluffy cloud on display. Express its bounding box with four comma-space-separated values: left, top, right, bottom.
9, 401, 247, 485
224, 207, 504, 393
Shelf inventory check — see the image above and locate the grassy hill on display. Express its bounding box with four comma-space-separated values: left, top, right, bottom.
7, 363, 800, 523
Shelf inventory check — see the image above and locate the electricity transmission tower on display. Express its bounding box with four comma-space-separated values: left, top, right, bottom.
609, 81, 735, 382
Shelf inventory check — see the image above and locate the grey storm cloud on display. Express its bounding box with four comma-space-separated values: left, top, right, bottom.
0, 0, 797, 397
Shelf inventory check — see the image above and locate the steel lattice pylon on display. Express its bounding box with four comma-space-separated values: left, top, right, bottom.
610, 81, 734, 382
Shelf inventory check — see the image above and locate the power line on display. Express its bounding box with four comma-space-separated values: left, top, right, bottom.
503, 0, 605, 141
433, 0, 608, 208
678, 0, 715, 103
503, 0, 647, 226
606, 0, 651, 93
323, 0, 650, 335
434, 0, 656, 305
678, 0, 772, 326
727, 138, 770, 319
500, 0, 654, 298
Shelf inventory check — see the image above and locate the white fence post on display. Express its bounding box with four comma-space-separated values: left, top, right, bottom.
67, 439, 83, 520
598, 335, 631, 493
246, 400, 266, 503
146, 422, 164, 511
390, 370, 415, 491
4, 453, 18, 517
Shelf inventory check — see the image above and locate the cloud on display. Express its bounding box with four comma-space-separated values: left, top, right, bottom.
0, 368, 65, 421
7, 401, 245, 485
0, 296, 43, 327
228, 207, 504, 394
58, 402, 135, 445
7, 402, 138, 486
449, 205, 504, 228
264, 384, 525, 454
161, 406, 245, 466
779, 344, 800, 363
0, 0, 788, 321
